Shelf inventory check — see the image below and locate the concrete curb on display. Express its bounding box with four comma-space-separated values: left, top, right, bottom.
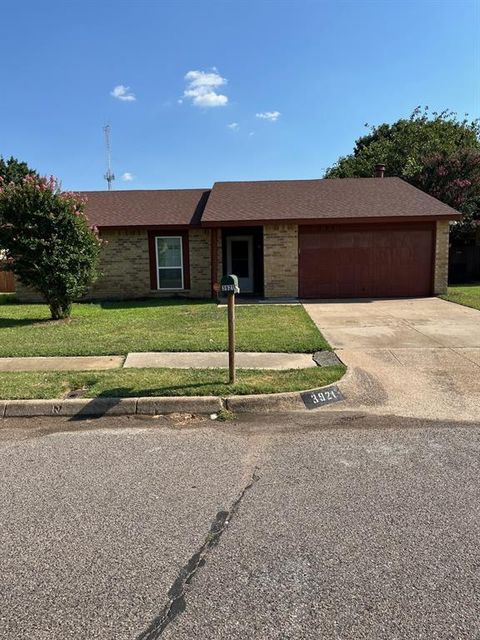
2, 396, 225, 418
0, 383, 343, 418
4, 398, 138, 418
137, 397, 224, 415
225, 390, 305, 413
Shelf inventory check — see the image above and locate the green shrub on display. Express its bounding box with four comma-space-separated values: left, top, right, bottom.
0, 175, 102, 319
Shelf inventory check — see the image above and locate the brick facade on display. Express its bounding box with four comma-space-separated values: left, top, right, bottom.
188, 228, 212, 298
263, 224, 298, 298
434, 219, 450, 295
14, 220, 452, 303
16, 228, 213, 302
89, 229, 151, 299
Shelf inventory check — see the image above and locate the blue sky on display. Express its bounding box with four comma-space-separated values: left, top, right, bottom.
1, 0, 478, 191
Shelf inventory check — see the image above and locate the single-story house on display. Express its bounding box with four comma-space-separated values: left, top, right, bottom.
16, 172, 461, 301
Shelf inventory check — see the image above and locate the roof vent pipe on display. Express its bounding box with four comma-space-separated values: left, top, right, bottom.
374, 163, 385, 178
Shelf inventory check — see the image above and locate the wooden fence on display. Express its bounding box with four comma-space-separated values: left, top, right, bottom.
0, 263, 15, 292
449, 245, 480, 283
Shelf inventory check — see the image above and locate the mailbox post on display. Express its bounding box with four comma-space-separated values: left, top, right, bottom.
220, 275, 240, 384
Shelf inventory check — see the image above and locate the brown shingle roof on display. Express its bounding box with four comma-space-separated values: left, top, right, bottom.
201, 177, 461, 224
81, 189, 210, 228
82, 178, 461, 228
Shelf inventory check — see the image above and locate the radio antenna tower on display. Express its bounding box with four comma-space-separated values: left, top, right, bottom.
103, 125, 115, 190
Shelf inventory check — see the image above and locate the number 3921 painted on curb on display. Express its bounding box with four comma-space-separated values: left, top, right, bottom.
301, 385, 344, 410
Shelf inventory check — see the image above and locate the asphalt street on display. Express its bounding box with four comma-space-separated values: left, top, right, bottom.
1, 412, 479, 639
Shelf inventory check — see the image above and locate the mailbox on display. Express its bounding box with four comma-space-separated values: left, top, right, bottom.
220, 274, 239, 384
220, 274, 240, 295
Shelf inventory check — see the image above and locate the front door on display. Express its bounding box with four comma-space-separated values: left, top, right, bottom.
226, 235, 254, 293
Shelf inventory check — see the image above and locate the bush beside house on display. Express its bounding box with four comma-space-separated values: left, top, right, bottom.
0, 174, 102, 319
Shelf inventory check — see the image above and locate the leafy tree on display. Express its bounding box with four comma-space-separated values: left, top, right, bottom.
410, 149, 480, 243
0, 175, 101, 319
325, 107, 480, 242
0, 156, 37, 183
325, 107, 480, 179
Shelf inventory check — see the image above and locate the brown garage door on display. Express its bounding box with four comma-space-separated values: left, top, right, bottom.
299, 222, 435, 298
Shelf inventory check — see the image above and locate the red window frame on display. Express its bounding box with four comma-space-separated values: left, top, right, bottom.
148, 230, 190, 290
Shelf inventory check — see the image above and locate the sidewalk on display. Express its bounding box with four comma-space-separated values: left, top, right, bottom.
0, 356, 124, 372
0, 352, 316, 372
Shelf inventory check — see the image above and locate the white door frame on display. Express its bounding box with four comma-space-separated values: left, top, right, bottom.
226, 235, 254, 293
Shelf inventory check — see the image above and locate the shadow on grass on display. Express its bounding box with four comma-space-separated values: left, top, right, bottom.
95, 380, 232, 397
449, 282, 480, 288
0, 293, 17, 305
0, 317, 56, 329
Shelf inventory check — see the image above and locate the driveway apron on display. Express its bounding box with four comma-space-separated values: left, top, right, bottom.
303, 298, 480, 422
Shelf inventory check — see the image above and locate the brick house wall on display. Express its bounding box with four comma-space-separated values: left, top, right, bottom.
434, 220, 450, 295
188, 228, 212, 298
14, 219, 452, 303
16, 228, 213, 302
263, 224, 298, 298
89, 229, 151, 299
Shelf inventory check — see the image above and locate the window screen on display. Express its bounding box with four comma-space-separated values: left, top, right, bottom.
156, 237, 183, 289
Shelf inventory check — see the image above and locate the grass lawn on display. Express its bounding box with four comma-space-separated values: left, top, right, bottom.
0, 299, 328, 357
0, 366, 346, 400
442, 283, 480, 311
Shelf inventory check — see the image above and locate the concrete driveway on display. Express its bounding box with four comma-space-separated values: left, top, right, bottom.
303, 297, 480, 421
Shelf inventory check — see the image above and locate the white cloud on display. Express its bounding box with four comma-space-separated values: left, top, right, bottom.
111, 85, 136, 102
256, 110, 281, 122
183, 68, 228, 107
121, 172, 134, 181
249, 131, 255, 137
227, 122, 239, 130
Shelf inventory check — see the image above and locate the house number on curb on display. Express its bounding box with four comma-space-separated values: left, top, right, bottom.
301, 385, 344, 410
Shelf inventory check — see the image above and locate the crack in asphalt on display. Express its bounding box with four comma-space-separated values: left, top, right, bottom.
135, 469, 260, 640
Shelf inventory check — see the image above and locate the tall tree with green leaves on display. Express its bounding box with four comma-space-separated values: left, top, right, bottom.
325, 107, 480, 179
0, 156, 37, 183
0, 174, 102, 319
410, 149, 480, 243
325, 108, 480, 242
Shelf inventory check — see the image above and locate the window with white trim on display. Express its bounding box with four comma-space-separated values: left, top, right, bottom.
156, 236, 184, 289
